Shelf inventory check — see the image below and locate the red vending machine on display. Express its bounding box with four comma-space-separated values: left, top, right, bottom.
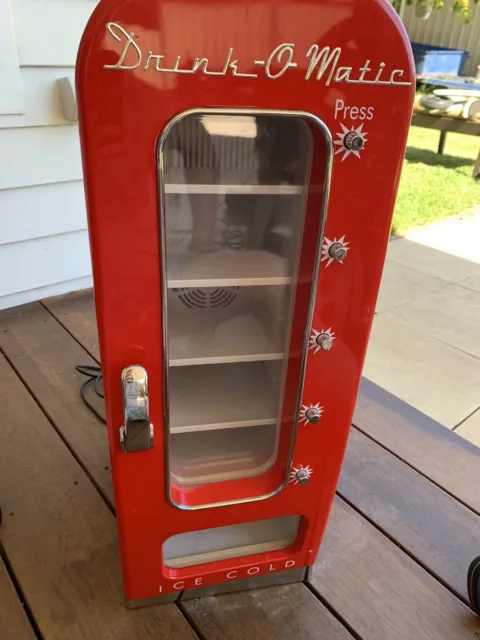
76, 0, 414, 606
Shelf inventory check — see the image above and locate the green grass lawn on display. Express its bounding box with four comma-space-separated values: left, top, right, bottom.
392, 127, 479, 235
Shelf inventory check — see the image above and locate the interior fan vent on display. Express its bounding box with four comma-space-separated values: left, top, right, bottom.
173, 287, 239, 308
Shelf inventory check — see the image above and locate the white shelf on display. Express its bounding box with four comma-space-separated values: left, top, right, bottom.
169, 362, 280, 433
167, 250, 291, 288
164, 184, 303, 195
167, 287, 287, 366
169, 424, 277, 484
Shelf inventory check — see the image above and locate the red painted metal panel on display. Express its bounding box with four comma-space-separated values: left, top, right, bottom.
76, 0, 414, 603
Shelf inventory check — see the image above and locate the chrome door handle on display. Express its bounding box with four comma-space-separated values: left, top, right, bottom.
119, 366, 154, 453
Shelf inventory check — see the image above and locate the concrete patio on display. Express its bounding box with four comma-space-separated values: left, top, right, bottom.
366, 212, 480, 446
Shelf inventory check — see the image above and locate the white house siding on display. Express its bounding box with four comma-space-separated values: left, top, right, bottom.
0, 0, 97, 310
0, 0, 349, 310
403, 2, 480, 77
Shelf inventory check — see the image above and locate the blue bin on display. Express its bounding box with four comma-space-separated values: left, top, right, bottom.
411, 42, 469, 76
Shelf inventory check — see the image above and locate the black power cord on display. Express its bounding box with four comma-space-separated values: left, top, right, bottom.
75, 364, 106, 423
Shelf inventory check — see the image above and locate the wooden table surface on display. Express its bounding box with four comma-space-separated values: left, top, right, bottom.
1, 290, 480, 640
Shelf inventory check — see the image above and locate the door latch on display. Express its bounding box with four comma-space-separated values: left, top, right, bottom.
120, 366, 154, 453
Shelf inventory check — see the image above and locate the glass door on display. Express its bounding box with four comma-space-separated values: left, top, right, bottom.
158, 110, 330, 509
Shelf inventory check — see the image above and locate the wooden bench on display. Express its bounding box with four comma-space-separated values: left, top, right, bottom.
412, 112, 480, 178
1, 289, 480, 640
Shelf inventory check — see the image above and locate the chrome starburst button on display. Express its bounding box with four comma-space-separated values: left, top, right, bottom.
290, 464, 314, 485
334, 123, 368, 161
321, 236, 349, 266
309, 328, 335, 353
299, 403, 323, 424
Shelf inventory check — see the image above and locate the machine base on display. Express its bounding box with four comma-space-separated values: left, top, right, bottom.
126, 566, 312, 608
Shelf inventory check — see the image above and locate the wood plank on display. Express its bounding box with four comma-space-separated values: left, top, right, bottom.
0, 303, 111, 504
339, 428, 480, 603
0, 352, 196, 640
0, 232, 91, 298
182, 582, 354, 640
353, 378, 480, 514
0, 561, 36, 640
0, 300, 357, 639
43, 292, 480, 553
42, 290, 99, 360
38, 292, 478, 640
310, 497, 480, 640
42, 292, 480, 602
0, 182, 86, 245
412, 113, 480, 136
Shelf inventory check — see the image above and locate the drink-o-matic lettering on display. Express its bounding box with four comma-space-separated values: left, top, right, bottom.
103, 22, 411, 87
